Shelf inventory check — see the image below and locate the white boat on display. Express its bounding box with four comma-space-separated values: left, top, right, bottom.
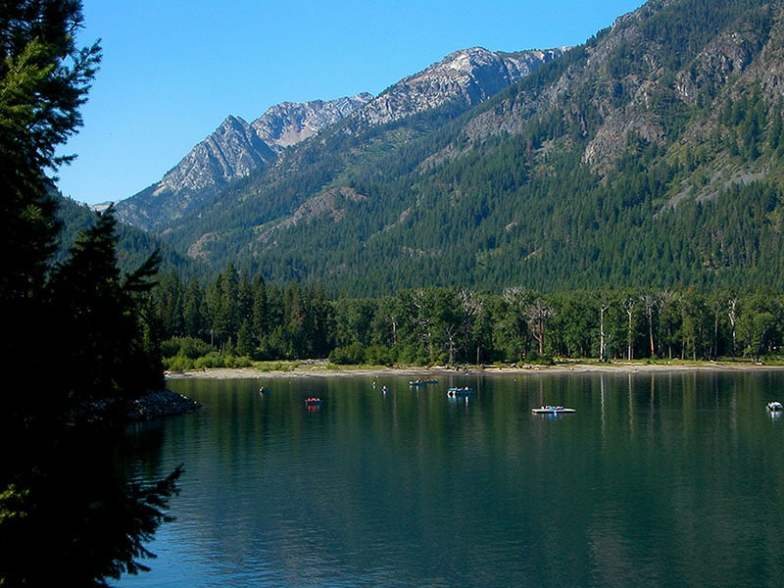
532, 405, 576, 415
447, 387, 474, 397
767, 402, 783, 412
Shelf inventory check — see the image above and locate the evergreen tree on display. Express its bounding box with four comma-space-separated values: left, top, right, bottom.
236, 319, 255, 357
0, 0, 100, 311
0, 3, 178, 585
251, 276, 268, 346
183, 278, 206, 338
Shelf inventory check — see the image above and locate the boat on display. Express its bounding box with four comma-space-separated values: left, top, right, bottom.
447, 387, 475, 397
304, 397, 322, 407
409, 379, 438, 387
767, 401, 783, 412
532, 405, 576, 415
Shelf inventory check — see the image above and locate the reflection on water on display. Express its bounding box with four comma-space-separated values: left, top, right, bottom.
118, 372, 784, 587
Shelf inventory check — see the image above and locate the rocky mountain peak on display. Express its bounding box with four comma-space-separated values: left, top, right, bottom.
116, 95, 373, 230
153, 115, 274, 197
356, 46, 563, 126
253, 93, 373, 148
219, 114, 247, 130
153, 93, 374, 199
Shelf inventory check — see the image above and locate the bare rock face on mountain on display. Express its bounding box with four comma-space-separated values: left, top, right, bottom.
150, 95, 374, 199
253, 94, 373, 149
357, 47, 563, 126
114, 114, 273, 232
116, 94, 371, 231
155, 115, 275, 196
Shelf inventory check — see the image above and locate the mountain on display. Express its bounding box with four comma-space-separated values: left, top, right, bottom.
115, 94, 372, 231
89, 201, 114, 213
116, 48, 561, 235
119, 0, 784, 295
129, 46, 564, 261
155, 115, 275, 197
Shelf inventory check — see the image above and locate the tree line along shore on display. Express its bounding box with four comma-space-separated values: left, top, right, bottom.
152, 264, 784, 372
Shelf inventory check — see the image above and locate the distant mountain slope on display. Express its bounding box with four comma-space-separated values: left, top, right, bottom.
115, 94, 372, 231
147, 46, 564, 261
153, 0, 784, 294
55, 196, 193, 275
116, 48, 562, 237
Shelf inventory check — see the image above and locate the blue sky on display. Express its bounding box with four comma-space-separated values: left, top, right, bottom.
56, 0, 645, 204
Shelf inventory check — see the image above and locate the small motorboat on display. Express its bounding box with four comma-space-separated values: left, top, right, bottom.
447, 387, 475, 397
409, 379, 438, 387
532, 405, 576, 415
767, 402, 783, 412
304, 397, 322, 407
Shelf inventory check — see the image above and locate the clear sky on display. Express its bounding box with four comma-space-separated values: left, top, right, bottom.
56, 0, 645, 204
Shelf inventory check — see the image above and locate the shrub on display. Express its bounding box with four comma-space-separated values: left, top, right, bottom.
194, 352, 226, 369
161, 337, 214, 360
396, 344, 426, 366
364, 345, 395, 366
525, 352, 555, 365
163, 355, 194, 372
329, 343, 365, 365
225, 355, 253, 368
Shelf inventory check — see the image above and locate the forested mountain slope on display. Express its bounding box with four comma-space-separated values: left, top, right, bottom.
116, 47, 562, 253
128, 0, 784, 296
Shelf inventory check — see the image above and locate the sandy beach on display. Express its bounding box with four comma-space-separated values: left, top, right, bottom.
165, 360, 784, 380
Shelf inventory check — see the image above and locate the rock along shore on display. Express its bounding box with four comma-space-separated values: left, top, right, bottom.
127, 389, 200, 421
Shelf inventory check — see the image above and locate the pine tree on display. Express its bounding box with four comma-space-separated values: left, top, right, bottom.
183, 278, 206, 338
251, 276, 268, 345
236, 320, 255, 357
0, 4, 178, 585
0, 0, 100, 310
50, 208, 163, 402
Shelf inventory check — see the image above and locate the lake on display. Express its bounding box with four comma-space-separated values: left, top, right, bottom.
117, 371, 784, 587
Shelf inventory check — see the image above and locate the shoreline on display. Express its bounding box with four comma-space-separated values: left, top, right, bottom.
165, 361, 784, 381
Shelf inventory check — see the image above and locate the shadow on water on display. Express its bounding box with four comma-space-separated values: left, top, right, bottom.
0, 420, 179, 587
119, 372, 784, 588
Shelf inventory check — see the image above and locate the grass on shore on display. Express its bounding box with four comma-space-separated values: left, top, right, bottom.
165, 355, 784, 375
556, 357, 784, 367
252, 360, 404, 372
241, 356, 784, 373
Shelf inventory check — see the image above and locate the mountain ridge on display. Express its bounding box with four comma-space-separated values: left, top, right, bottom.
115, 93, 373, 231
116, 46, 564, 233
355, 47, 563, 126
253, 94, 373, 148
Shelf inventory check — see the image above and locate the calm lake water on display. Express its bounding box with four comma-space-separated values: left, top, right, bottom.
117, 372, 784, 587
